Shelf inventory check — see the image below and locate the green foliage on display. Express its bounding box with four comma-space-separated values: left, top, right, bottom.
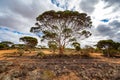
15, 44, 26, 49
30, 10, 92, 54
96, 40, 115, 50
0, 41, 14, 49
75, 46, 81, 51
48, 41, 58, 53
96, 39, 120, 57
0, 43, 7, 50
20, 36, 38, 48
94, 48, 101, 53
72, 42, 81, 51
0, 41, 13, 45
103, 49, 120, 57
81, 30, 92, 38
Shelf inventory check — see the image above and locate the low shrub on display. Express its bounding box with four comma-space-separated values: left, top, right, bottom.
36, 51, 46, 58
17, 49, 24, 56
103, 49, 120, 57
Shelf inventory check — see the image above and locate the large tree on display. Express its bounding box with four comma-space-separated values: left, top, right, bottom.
30, 10, 92, 54
20, 36, 38, 48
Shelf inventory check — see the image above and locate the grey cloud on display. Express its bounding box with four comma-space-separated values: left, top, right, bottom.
0, 0, 61, 45
79, 0, 99, 14
97, 24, 112, 36
96, 20, 120, 42
0, 14, 25, 30
103, 0, 120, 12
0, 0, 38, 32
0, 0, 46, 19
0, 28, 38, 44
113, 33, 120, 41
103, 0, 120, 6
109, 20, 120, 29
0, 0, 59, 32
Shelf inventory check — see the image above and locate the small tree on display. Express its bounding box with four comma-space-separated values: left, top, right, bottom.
30, 10, 92, 54
20, 36, 38, 49
72, 42, 81, 51
48, 41, 58, 54
0, 41, 14, 49
96, 39, 120, 57
0, 43, 6, 50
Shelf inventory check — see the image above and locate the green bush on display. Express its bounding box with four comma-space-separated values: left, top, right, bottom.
0, 43, 8, 50
75, 46, 81, 51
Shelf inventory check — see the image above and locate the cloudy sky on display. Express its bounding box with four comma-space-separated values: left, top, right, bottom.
0, 0, 120, 47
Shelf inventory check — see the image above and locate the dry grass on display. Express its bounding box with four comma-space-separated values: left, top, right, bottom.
0, 49, 120, 64
0, 49, 17, 56
89, 53, 104, 58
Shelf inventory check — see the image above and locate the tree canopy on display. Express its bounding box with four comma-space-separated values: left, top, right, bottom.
20, 36, 38, 48
0, 41, 13, 46
96, 39, 120, 57
72, 42, 81, 51
30, 10, 92, 54
96, 40, 120, 50
0, 41, 14, 49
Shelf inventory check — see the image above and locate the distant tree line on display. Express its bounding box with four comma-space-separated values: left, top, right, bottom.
0, 41, 14, 50
0, 36, 38, 50
0, 38, 120, 57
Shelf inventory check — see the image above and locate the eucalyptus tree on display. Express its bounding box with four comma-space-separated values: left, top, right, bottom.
20, 36, 38, 48
30, 10, 92, 54
96, 39, 120, 57
96, 40, 115, 50
0, 41, 14, 49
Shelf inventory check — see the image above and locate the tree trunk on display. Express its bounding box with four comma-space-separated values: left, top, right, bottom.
59, 46, 64, 54
107, 50, 110, 57
53, 49, 55, 54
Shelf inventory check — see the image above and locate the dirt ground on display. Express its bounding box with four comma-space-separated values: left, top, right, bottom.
0, 49, 17, 54
0, 49, 120, 64
0, 49, 120, 80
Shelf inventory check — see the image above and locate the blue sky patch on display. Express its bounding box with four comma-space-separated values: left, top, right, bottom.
101, 19, 109, 23
0, 27, 35, 36
51, 0, 68, 10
